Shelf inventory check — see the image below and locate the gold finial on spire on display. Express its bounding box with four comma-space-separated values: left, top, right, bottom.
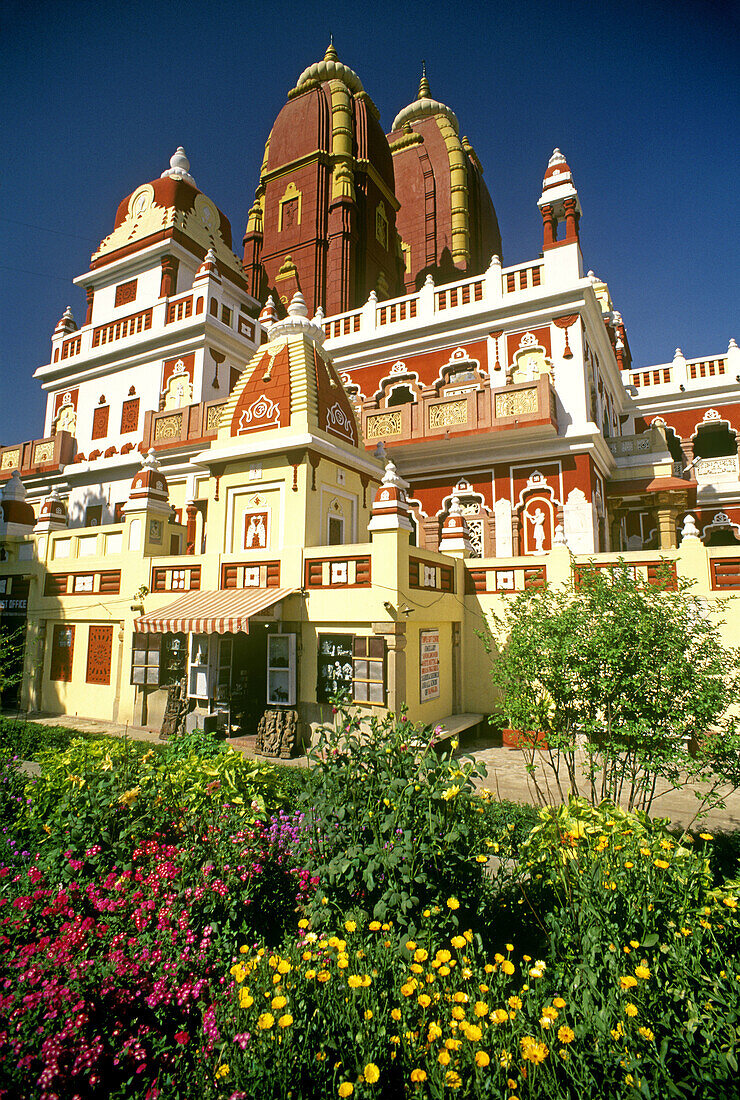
417, 60, 430, 100
325, 37, 338, 62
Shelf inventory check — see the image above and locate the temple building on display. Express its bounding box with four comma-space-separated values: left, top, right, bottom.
1, 45, 739, 745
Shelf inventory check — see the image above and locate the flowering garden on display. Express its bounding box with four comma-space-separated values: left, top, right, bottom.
1, 707, 739, 1099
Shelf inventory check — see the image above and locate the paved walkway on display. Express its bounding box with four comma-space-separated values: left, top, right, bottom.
7, 711, 740, 831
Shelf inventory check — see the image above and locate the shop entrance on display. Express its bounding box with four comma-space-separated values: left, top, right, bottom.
215, 630, 269, 735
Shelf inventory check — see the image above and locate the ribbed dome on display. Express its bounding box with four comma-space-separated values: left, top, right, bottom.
295, 41, 364, 95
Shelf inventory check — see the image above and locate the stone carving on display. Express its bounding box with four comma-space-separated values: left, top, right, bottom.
325, 401, 355, 443
160, 677, 189, 740
366, 411, 402, 439
154, 413, 183, 441
466, 518, 483, 557
563, 487, 595, 554
429, 400, 467, 429
680, 514, 700, 541
528, 508, 546, 553
33, 441, 55, 464
1, 449, 21, 470
206, 404, 224, 431
255, 708, 301, 758
237, 394, 280, 433
495, 388, 538, 418
695, 456, 739, 480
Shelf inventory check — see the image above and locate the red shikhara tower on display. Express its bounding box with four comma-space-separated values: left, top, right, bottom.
242, 45, 503, 315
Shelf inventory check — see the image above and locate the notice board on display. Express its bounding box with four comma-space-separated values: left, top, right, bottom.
419, 628, 440, 703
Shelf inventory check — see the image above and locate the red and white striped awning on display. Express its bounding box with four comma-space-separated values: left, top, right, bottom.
133, 587, 296, 635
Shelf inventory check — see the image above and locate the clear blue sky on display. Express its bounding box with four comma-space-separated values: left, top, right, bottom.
2, 0, 738, 446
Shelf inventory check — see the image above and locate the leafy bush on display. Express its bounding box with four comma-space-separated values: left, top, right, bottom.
0, 716, 111, 761
483, 563, 740, 814
299, 704, 496, 931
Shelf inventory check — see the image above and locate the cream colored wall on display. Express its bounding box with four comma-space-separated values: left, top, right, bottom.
403, 620, 454, 725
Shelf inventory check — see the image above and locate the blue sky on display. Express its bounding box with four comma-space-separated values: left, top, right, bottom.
2, 0, 738, 445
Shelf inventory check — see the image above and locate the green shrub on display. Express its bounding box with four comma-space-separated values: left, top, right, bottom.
298, 703, 500, 932
0, 716, 111, 760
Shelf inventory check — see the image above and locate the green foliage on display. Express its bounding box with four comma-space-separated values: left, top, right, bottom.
483, 562, 740, 814
0, 626, 24, 696
299, 703, 494, 931
0, 716, 111, 760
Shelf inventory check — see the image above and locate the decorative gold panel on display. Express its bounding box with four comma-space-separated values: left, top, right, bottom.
206, 404, 224, 431
1, 449, 21, 470
33, 441, 55, 464
495, 388, 538, 418
154, 413, 183, 441
429, 400, 467, 429
365, 411, 402, 439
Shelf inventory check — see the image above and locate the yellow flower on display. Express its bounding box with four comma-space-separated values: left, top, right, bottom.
369, 921, 381, 931
501, 960, 515, 975
238, 988, 253, 1009
410, 1068, 427, 1083
465, 1023, 482, 1041
414, 948, 428, 963
317, 970, 331, 983
521, 1037, 549, 1064
436, 949, 452, 963
345, 920, 357, 933
418, 994, 431, 1008
230, 963, 246, 982
722, 896, 738, 909
500, 1051, 512, 1067
700, 832, 713, 841
474, 1001, 489, 1017
491, 1008, 509, 1025
635, 965, 651, 980
348, 975, 362, 989
654, 859, 669, 869
277, 959, 291, 974
401, 983, 415, 997
451, 935, 466, 949
638, 1026, 655, 1041
542, 1006, 558, 1021
625, 1003, 638, 1017
215, 1064, 229, 1079
278, 1013, 293, 1028
619, 976, 638, 990
629, 940, 640, 948
298, 918, 309, 928
475, 1050, 490, 1067
361, 975, 372, 987
406, 940, 417, 951
272, 995, 287, 1010
428, 1022, 443, 1041
445, 1070, 462, 1089
438, 1049, 451, 1065
447, 897, 460, 910
118, 787, 140, 806
451, 1006, 466, 1020
364, 1009, 373, 1020
257, 1013, 274, 1030
558, 1026, 575, 1044
553, 997, 566, 1008
305, 969, 316, 980
476, 855, 488, 863
507, 996, 522, 1011
364, 1063, 380, 1084
453, 992, 468, 1004
391, 1008, 401, 1021
338, 1084, 354, 1098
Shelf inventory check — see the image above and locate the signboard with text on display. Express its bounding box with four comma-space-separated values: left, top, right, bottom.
419, 628, 440, 703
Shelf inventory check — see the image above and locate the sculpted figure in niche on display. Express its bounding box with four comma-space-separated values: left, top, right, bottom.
529, 508, 546, 553
245, 513, 266, 549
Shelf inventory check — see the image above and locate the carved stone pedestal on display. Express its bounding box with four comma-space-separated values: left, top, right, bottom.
255, 708, 300, 758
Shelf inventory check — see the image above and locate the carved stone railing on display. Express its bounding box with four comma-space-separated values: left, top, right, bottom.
0, 431, 76, 479
694, 455, 740, 485
359, 374, 557, 446
142, 401, 226, 451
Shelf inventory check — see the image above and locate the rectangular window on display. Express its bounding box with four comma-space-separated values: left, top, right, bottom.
50, 624, 75, 682
317, 633, 385, 705
131, 632, 160, 686
267, 634, 297, 705
120, 397, 140, 434
114, 279, 137, 307
221, 304, 232, 326
91, 405, 109, 440
328, 516, 344, 545
86, 625, 113, 685
85, 504, 103, 527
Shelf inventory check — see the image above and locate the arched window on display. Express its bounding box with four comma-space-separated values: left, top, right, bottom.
387, 384, 414, 407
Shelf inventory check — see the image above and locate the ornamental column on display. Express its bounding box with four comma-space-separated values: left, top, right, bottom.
656, 496, 679, 550
540, 203, 557, 248
185, 501, 198, 555
85, 287, 94, 326
563, 197, 580, 241
159, 255, 179, 298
